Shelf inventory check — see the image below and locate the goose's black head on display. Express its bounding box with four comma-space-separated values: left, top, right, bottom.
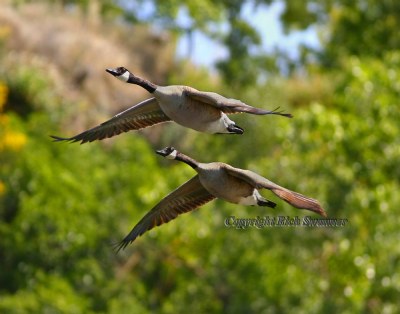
156, 147, 178, 160
106, 67, 130, 82
106, 66, 157, 93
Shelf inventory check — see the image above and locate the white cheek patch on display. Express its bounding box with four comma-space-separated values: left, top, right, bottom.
166, 150, 177, 159
117, 71, 130, 82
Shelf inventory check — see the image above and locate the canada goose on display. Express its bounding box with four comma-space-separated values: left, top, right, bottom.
116, 147, 326, 251
51, 67, 292, 143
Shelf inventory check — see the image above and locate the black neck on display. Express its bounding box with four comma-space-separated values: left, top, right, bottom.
127, 74, 157, 93
176, 152, 199, 170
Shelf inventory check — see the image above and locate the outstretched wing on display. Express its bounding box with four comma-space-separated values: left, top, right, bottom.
115, 175, 216, 251
223, 164, 326, 217
184, 89, 292, 117
51, 98, 171, 144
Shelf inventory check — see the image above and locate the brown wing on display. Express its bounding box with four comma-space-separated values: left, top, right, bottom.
115, 175, 216, 251
184, 89, 292, 117
223, 164, 326, 217
51, 98, 171, 144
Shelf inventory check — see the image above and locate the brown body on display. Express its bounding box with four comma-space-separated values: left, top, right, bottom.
115, 147, 326, 251
51, 67, 292, 143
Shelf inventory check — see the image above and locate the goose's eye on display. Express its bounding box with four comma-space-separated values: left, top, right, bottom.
116, 67, 126, 74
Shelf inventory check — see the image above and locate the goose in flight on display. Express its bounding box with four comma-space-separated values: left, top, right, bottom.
115, 147, 326, 251
51, 67, 292, 143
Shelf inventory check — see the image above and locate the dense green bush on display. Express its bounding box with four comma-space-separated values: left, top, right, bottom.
1, 51, 399, 313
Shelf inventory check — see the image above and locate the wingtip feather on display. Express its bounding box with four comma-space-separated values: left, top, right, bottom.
270, 106, 293, 118
113, 240, 131, 253
272, 188, 326, 217
50, 134, 90, 144
50, 135, 71, 142
317, 207, 328, 217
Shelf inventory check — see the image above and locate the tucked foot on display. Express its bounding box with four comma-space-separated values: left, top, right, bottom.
257, 199, 277, 208
227, 124, 244, 134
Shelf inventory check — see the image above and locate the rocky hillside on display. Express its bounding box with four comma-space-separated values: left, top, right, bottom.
0, 2, 176, 131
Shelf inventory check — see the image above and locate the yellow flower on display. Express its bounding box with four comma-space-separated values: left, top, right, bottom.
0, 181, 5, 196
2, 131, 27, 151
0, 82, 8, 112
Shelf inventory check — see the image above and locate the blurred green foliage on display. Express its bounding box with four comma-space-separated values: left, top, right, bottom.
1, 1, 400, 314
30, 0, 400, 79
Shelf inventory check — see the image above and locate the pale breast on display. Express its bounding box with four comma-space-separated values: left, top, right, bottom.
154, 86, 224, 133
197, 165, 254, 204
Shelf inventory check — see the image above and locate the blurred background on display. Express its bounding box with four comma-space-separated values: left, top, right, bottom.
0, 0, 399, 313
